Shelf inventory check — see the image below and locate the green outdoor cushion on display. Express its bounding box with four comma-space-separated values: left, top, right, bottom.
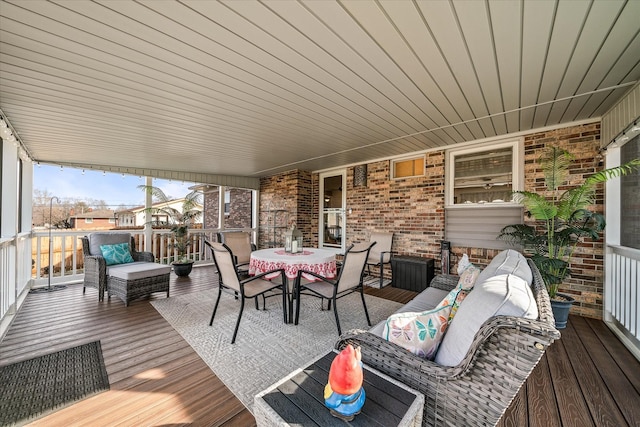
100, 242, 135, 266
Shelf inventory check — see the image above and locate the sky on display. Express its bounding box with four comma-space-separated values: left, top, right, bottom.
33, 164, 198, 208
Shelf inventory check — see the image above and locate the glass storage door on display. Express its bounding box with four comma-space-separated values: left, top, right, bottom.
320, 171, 346, 252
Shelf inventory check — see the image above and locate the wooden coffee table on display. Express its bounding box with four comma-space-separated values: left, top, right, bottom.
254, 351, 424, 427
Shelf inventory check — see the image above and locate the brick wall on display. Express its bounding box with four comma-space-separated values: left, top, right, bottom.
259, 170, 312, 248
525, 122, 604, 318
202, 187, 253, 229
203, 187, 219, 228
226, 188, 253, 228
259, 122, 605, 318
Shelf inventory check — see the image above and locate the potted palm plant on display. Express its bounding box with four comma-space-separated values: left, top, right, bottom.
139, 185, 203, 277
498, 146, 639, 328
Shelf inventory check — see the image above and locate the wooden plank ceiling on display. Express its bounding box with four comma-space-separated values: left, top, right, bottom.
1, 0, 639, 179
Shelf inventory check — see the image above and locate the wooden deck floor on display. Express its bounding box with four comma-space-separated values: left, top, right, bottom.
1, 265, 638, 426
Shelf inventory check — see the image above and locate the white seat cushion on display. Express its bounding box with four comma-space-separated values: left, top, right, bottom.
434, 273, 538, 367
475, 249, 532, 285
107, 262, 171, 281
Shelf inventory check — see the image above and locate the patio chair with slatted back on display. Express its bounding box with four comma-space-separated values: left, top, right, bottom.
293, 242, 375, 336
366, 232, 395, 288
217, 231, 256, 276
205, 241, 287, 344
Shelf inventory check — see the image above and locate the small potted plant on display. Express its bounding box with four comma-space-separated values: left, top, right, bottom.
140, 185, 202, 277
498, 146, 639, 328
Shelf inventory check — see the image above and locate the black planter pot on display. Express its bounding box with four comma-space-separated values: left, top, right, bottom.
172, 261, 194, 277
550, 293, 575, 329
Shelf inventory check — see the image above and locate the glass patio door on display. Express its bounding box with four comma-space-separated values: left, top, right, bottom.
319, 170, 346, 253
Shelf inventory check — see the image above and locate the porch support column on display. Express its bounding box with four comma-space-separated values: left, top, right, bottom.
144, 176, 153, 251
218, 186, 225, 231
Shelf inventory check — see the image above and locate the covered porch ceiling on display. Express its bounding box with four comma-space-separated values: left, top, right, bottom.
1, 0, 639, 180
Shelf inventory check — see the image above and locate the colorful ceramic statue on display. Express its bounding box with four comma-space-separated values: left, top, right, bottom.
324, 344, 366, 420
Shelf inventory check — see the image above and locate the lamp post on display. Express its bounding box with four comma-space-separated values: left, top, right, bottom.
31, 196, 67, 293
48, 196, 60, 290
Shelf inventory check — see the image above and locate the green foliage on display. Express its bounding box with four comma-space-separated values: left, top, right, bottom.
138, 185, 202, 262
498, 147, 640, 298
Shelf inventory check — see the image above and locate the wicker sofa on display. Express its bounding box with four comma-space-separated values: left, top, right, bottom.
81, 233, 171, 305
337, 250, 560, 427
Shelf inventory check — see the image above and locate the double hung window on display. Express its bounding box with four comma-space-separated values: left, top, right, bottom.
445, 139, 523, 249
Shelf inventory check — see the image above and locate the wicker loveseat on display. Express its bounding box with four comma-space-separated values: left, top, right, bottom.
81, 233, 170, 305
337, 250, 560, 427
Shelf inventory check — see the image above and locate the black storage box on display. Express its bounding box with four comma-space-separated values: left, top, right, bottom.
391, 256, 435, 292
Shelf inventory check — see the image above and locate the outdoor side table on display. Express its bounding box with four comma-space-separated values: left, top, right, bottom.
254, 351, 424, 427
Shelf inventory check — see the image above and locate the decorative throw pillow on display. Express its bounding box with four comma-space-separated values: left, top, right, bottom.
435, 264, 481, 322
457, 253, 471, 275
100, 242, 134, 266
455, 264, 482, 291
383, 304, 453, 359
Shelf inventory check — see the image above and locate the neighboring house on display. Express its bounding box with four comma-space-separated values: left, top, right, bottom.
68, 209, 117, 231
126, 198, 203, 227
114, 209, 136, 228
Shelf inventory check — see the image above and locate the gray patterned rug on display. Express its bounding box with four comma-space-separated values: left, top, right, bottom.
151, 289, 401, 412
0, 341, 110, 426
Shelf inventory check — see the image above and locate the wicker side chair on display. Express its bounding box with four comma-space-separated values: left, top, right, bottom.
336, 259, 560, 427
81, 233, 154, 301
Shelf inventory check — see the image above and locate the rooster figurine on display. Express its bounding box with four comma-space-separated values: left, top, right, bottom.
324, 344, 366, 420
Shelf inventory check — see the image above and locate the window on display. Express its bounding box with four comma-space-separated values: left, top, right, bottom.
444, 139, 523, 249
446, 140, 522, 206
621, 135, 640, 249
153, 214, 168, 225
391, 155, 425, 179
85, 218, 93, 224
108, 218, 116, 224
224, 190, 230, 216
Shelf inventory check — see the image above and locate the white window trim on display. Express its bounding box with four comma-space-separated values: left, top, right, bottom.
445, 138, 524, 208
391, 154, 426, 180
85, 218, 93, 223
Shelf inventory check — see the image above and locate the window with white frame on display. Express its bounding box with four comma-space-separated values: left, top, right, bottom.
85, 218, 93, 224
446, 140, 522, 206
391, 155, 425, 179
444, 139, 524, 249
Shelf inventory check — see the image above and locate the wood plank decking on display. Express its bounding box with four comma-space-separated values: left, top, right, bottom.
1, 265, 638, 426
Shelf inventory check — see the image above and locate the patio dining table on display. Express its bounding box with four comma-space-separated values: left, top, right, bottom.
249, 248, 338, 322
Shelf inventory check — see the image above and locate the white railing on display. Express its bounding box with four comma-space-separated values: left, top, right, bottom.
605, 245, 640, 360
0, 233, 32, 335
0, 227, 256, 336
28, 228, 258, 286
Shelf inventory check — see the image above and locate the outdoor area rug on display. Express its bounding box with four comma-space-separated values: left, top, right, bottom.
151, 289, 402, 412
0, 341, 110, 426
